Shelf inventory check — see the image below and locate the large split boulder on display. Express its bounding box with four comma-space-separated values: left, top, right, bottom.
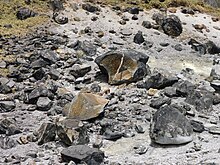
150, 105, 193, 145
95, 50, 150, 85
64, 92, 108, 120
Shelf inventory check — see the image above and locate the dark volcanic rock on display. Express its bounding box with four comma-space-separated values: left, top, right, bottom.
27, 86, 54, 104
61, 145, 104, 164
128, 7, 140, 14
103, 129, 123, 141
16, 7, 37, 20
150, 105, 193, 145
142, 21, 152, 29
73, 40, 97, 57
95, 50, 150, 85
36, 122, 56, 145
188, 39, 220, 55
50, 0, 64, 12
175, 80, 195, 97
36, 97, 52, 111
190, 120, 205, 133
161, 15, 182, 37
134, 31, 145, 44
0, 101, 16, 113
150, 97, 172, 109
57, 118, 89, 146
82, 3, 100, 13
69, 64, 91, 78
138, 72, 178, 90
185, 89, 214, 114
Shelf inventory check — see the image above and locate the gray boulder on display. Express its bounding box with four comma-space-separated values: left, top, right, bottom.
150, 105, 193, 145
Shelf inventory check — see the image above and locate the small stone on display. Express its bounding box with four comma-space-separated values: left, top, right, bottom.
36, 97, 52, 111
128, 7, 139, 14
190, 120, 205, 133
209, 126, 220, 135
134, 31, 144, 44
97, 31, 104, 38
69, 64, 91, 78
0, 135, 16, 149
150, 97, 171, 109
82, 3, 100, 13
61, 145, 104, 164
132, 14, 138, 20
0, 101, 16, 112
142, 21, 152, 29
18, 136, 29, 144
103, 129, 123, 140
134, 145, 148, 154
135, 125, 145, 133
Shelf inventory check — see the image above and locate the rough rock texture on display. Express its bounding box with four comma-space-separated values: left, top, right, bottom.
150, 105, 193, 144
95, 50, 150, 85
64, 92, 108, 120
61, 145, 104, 164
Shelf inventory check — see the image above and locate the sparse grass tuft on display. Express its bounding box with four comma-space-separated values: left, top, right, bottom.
95, 0, 220, 17
0, 0, 50, 37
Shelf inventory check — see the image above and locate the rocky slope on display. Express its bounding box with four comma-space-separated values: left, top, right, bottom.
0, 0, 220, 164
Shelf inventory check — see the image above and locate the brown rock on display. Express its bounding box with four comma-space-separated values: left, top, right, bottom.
168, 8, 177, 13
64, 92, 108, 120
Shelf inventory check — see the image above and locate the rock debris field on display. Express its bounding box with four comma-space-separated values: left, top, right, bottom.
1, 0, 220, 164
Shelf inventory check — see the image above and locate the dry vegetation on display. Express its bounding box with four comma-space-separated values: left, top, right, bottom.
92, 0, 220, 16
0, 0, 50, 37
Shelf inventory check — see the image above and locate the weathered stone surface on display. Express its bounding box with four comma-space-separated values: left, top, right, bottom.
36, 97, 52, 111
0, 135, 16, 149
161, 15, 182, 37
150, 105, 193, 145
0, 118, 21, 135
36, 122, 56, 145
188, 39, 220, 55
61, 145, 104, 164
69, 64, 91, 78
0, 101, 16, 113
138, 72, 178, 90
190, 120, 205, 133
185, 89, 213, 114
64, 92, 108, 120
95, 50, 150, 85
210, 65, 220, 80
56, 118, 89, 146
150, 97, 171, 109
27, 86, 54, 104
